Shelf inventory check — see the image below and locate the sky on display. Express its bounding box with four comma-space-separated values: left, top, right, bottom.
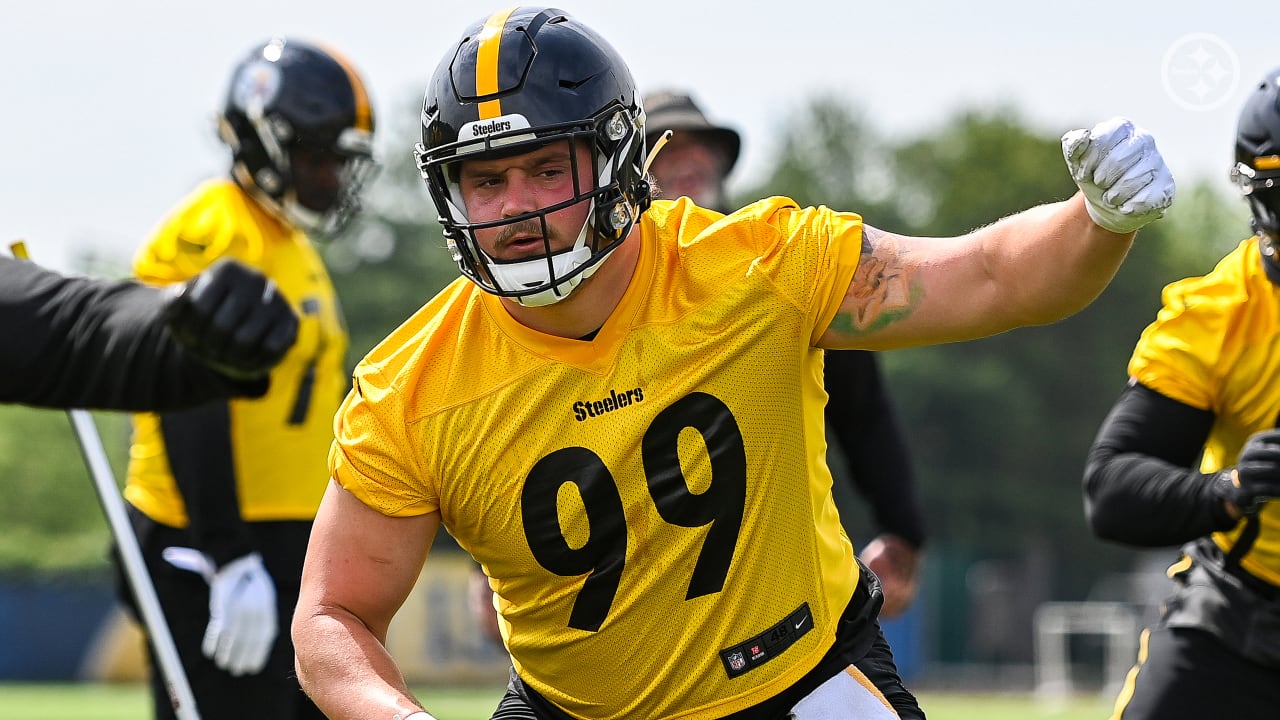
1, 0, 1270, 273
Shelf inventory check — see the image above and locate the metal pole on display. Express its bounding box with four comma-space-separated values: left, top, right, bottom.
67, 411, 201, 720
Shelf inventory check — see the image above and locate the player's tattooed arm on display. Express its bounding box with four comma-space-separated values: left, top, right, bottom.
826, 225, 919, 340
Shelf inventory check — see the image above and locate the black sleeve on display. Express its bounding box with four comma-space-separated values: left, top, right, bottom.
0, 257, 265, 411
1083, 380, 1238, 547
824, 350, 926, 548
160, 402, 254, 566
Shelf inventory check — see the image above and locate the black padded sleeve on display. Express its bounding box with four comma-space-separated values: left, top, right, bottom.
0, 257, 264, 410
824, 350, 926, 548
1083, 380, 1238, 547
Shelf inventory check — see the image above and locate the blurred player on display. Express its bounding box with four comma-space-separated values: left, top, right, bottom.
1083, 67, 1280, 719
292, 7, 1174, 720
117, 37, 375, 720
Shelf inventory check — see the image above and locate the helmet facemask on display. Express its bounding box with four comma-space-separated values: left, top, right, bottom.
223, 108, 376, 238
1231, 163, 1280, 284
415, 7, 652, 306
1230, 160, 1280, 243
284, 130, 378, 237
416, 105, 647, 307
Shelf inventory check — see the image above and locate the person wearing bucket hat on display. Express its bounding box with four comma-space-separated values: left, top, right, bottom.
642, 89, 927, 620
643, 90, 742, 213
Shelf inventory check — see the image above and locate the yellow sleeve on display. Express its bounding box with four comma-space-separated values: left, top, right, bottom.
803, 206, 863, 344
133, 181, 264, 285
731, 198, 863, 345
329, 370, 438, 518
1128, 276, 1229, 411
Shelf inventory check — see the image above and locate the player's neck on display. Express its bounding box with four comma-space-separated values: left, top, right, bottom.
500, 232, 640, 338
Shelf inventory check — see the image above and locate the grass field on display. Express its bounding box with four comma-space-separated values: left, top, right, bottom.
0, 682, 1116, 719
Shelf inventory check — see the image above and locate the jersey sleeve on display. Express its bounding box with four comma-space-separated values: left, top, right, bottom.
805, 209, 863, 344
735, 199, 863, 345
1128, 274, 1234, 412
329, 368, 438, 517
134, 182, 260, 285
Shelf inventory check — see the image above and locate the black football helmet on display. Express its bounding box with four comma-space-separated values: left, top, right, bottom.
414, 7, 651, 306
1232, 68, 1280, 248
219, 37, 377, 236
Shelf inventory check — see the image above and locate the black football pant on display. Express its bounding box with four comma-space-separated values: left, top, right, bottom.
1110, 626, 1280, 720
114, 507, 325, 720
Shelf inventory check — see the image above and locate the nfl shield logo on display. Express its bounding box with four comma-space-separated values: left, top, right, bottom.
728, 652, 746, 671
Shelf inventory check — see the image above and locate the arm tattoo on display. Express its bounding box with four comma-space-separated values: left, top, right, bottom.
839, 226, 914, 333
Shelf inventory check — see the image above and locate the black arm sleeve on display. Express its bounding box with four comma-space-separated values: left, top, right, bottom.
160, 402, 254, 566
824, 350, 926, 548
1083, 380, 1238, 547
0, 258, 265, 411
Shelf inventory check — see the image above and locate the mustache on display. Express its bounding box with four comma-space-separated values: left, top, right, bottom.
496, 219, 553, 247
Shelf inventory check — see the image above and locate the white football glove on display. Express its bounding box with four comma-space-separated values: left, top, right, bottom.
1062, 117, 1175, 234
163, 548, 278, 676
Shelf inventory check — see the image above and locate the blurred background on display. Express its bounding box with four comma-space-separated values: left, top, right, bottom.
0, 0, 1264, 703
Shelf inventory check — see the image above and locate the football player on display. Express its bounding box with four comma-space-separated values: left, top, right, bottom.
292, 7, 1174, 720
117, 37, 374, 720
468, 91, 925, 651
1083, 66, 1280, 719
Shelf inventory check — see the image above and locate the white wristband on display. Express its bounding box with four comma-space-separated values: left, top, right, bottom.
397, 713, 437, 720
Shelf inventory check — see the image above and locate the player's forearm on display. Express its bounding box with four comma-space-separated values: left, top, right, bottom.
844, 438, 926, 547
1083, 382, 1232, 546
0, 260, 261, 410
1085, 452, 1235, 546
980, 193, 1134, 328
293, 608, 426, 720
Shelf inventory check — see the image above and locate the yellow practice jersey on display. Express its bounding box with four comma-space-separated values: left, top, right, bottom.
126, 178, 347, 526
1129, 236, 1280, 586
331, 197, 866, 719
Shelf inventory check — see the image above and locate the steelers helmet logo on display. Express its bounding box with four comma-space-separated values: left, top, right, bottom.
232, 60, 281, 112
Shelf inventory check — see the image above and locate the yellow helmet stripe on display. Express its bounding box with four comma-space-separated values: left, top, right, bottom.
476, 6, 518, 119
1256, 154, 1280, 171
318, 42, 374, 132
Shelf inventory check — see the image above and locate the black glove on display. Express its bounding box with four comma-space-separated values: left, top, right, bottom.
163, 259, 299, 380
1214, 429, 1280, 517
